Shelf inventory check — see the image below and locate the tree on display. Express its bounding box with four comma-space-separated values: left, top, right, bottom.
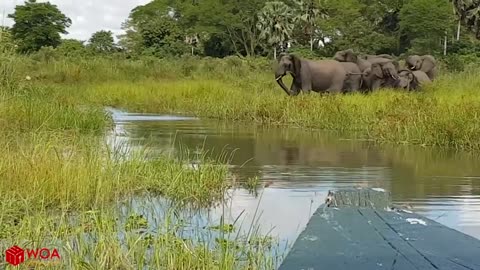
57, 39, 88, 57
465, 1, 480, 38
316, 0, 395, 55
138, 16, 187, 56
119, 0, 188, 56
223, 0, 266, 57
399, 0, 454, 54
8, 0, 71, 53
294, 0, 327, 51
88, 30, 116, 54
257, 1, 297, 59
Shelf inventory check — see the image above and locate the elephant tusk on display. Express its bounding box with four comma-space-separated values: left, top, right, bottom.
275, 76, 283, 81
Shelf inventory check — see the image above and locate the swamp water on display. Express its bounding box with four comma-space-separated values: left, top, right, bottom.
106, 107, 480, 263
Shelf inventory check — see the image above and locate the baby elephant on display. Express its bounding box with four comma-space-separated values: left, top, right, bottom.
396, 69, 432, 91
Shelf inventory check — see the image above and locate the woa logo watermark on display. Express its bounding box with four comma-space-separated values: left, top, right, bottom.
5, 245, 60, 266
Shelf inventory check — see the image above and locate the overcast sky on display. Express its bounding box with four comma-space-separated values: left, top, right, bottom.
1, 0, 151, 41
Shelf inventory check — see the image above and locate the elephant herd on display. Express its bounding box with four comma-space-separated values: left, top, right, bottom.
274, 49, 437, 96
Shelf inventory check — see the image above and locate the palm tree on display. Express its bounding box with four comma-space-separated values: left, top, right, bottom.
452, 0, 480, 40
294, 0, 328, 51
452, 0, 465, 40
465, 1, 480, 38
257, 1, 297, 59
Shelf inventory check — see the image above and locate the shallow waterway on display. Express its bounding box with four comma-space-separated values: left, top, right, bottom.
106, 107, 480, 254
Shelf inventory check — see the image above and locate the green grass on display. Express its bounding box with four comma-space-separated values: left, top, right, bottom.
76, 71, 480, 150
0, 202, 279, 269
0, 51, 282, 268
0, 131, 232, 212
11, 55, 476, 150
0, 132, 280, 269
1, 53, 480, 269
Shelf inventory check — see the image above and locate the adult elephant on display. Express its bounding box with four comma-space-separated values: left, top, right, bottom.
275, 53, 347, 96
395, 69, 432, 91
362, 60, 399, 91
405, 55, 437, 81
340, 62, 362, 93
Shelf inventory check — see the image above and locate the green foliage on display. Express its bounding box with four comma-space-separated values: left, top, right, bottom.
8, 0, 72, 53
442, 54, 465, 72
88, 30, 117, 54
4, 0, 480, 59
399, 0, 455, 53
139, 16, 188, 56
56, 39, 89, 57
0, 27, 16, 54
316, 0, 396, 55
31, 46, 58, 63
287, 45, 322, 59
257, 1, 297, 57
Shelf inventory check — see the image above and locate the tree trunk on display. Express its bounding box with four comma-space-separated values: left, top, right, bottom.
444, 34, 447, 56
457, 20, 461, 41
310, 34, 313, 51
274, 46, 277, 60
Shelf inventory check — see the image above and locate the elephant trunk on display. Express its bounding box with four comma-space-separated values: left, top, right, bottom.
275, 75, 292, 96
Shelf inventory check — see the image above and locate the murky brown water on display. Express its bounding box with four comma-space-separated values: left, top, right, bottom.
106, 108, 480, 251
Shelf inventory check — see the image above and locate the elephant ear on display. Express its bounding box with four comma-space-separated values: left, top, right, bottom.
345, 49, 357, 62
290, 54, 302, 79
372, 64, 383, 78
383, 62, 399, 79
406, 55, 416, 69
420, 55, 435, 72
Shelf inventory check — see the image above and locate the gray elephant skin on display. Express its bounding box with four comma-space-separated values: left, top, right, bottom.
362, 60, 399, 91
363, 54, 394, 60
396, 69, 432, 91
275, 53, 347, 96
334, 49, 395, 73
405, 55, 437, 81
340, 62, 362, 93
334, 49, 372, 72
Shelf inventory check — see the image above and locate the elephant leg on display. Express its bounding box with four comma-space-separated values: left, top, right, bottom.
350, 76, 361, 92
343, 81, 352, 93
300, 76, 312, 94
371, 79, 382, 91
290, 82, 301, 96
327, 80, 344, 94
426, 68, 436, 81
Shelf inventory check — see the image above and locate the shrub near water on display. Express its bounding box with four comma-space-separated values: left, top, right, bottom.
19, 55, 478, 150
79, 68, 480, 150
0, 132, 230, 212
0, 132, 279, 269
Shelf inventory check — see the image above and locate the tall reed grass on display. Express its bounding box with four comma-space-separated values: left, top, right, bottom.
0, 54, 282, 269
81, 74, 480, 150
10, 54, 478, 150
0, 132, 280, 269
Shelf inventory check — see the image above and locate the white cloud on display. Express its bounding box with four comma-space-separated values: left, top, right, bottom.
0, 0, 151, 41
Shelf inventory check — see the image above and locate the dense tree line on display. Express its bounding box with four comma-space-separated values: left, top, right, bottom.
2, 0, 480, 59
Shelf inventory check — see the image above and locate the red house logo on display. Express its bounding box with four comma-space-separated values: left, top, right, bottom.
5, 246, 25, 266
5, 245, 60, 266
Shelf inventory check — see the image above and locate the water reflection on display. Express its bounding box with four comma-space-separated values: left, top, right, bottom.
105, 108, 480, 248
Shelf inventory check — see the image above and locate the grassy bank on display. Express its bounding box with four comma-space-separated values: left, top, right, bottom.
1, 53, 479, 268
1, 55, 281, 269
0, 132, 278, 269
11, 55, 479, 150
84, 72, 480, 150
